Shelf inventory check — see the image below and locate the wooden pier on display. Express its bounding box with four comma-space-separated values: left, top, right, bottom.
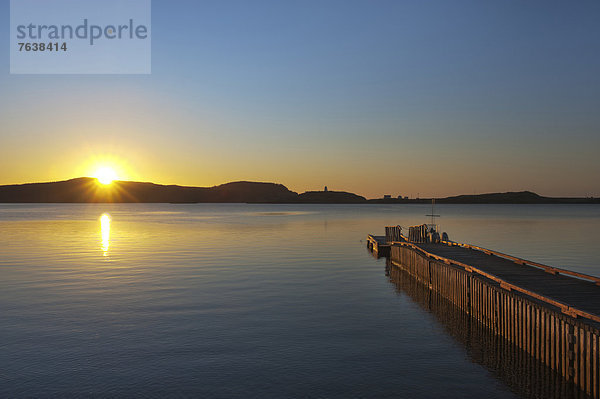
368, 226, 600, 398
387, 264, 589, 398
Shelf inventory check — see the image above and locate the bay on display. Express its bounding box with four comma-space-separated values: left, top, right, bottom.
1, 203, 599, 398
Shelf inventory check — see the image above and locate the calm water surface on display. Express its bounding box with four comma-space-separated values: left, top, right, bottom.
1, 204, 599, 398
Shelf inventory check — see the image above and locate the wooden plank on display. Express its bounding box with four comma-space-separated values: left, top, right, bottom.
536, 307, 541, 361
527, 304, 532, 355
587, 329, 592, 396
500, 292, 505, 339
539, 308, 544, 363
545, 312, 551, 366
579, 326, 585, 390
506, 294, 510, 342
569, 325, 580, 385
592, 334, 600, 398
518, 300, 523, 350
511, 296, 515, 345
550, 313, 556, 369
561, 320, 567, 379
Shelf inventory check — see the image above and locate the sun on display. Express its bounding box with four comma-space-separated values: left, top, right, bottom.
94, 167, 118, 185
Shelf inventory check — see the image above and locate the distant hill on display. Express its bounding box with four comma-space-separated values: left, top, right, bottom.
439, 191, 545, 204
0, 178, 298, 203
437, 191, 599, 204
206, 181, 298, 203
369, 191, 598, 204
0, 179, 597, 204
298, 190, 366, 203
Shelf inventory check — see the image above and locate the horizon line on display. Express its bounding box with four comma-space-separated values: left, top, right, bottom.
0, 176, 597, 200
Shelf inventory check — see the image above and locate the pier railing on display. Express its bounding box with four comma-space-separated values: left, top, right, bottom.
407, 224, 428, 243
390, 237, 600, 324
385, 225, 402, 242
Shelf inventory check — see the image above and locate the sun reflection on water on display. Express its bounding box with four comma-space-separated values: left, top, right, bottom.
100, 213, 111, 256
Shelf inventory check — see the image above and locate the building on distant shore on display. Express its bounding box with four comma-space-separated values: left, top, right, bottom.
324, 186, 328, 192
383, 195, 391, 199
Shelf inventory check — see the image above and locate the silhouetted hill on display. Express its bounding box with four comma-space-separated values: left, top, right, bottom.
298, 190, 366, 203
439, 191, 544, 204
369, 191, 598, 204
0, 178, 297, 203
437, 191, 599, 204
206, 181, 298, 203
0, 179, 597, 204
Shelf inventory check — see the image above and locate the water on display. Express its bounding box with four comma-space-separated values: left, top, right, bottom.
1, 203, 599, 398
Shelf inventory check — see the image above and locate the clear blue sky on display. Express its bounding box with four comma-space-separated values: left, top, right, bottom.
1, 0, 599, 197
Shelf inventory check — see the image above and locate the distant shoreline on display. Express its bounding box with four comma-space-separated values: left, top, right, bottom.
0, 177, 597, 204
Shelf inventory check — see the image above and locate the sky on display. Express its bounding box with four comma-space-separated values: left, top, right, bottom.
1, 0, 599, 198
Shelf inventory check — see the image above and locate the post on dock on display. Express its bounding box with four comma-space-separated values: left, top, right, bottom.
385, 225, 402, 243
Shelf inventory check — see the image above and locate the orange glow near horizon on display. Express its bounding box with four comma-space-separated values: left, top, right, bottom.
0, 147, 596, 198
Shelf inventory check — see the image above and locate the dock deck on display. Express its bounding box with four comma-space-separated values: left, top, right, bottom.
416, 242, 600, 320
